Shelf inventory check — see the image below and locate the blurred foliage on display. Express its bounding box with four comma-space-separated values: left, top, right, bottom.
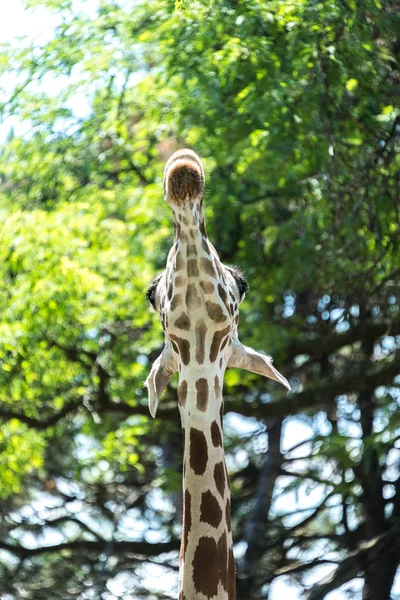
0, 0, 399, 598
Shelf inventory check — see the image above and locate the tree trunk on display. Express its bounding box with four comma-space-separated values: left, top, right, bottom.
362, 554, 398, 600
237, 418, 283, 599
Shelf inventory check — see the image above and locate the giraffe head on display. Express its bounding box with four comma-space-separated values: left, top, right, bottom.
145, 149, 290, 418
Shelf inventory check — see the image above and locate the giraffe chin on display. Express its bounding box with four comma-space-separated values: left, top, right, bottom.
164, 149, 205, 205
166, 160, 204, 205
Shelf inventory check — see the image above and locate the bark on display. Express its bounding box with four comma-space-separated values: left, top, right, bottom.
362, 556, 398, 600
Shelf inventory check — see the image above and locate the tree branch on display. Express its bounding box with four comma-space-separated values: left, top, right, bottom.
307, 526, 400, 600
0, 538, 180, 559
0, 398, 83, 430
285, 316, 400, 362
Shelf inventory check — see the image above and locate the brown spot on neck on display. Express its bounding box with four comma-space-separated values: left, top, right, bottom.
217, 531, 228, 592
192, 537, 219, 597
211, 421, 222, 447
167, 281, 173, 301
195, 319, 206, 364
178, 380, 188, 407
189, 429, 208, 475
170, 293, 182, 312
214, 375, 222, 398
206, 300, 228, 323
209, 325, 231, 362
175, 275, 186, 287
220, 336, 229, 352
182, 489, 192, 558
196, 378, 209, 412
186, 283, 201, 310
175, 250, 184, 271
226, 497, 232, 532
187, 259, 199, 277
200, 257, 217, 276
201, 237, 211, 255
174, 312, 191, 330
228, 547, 236, 598
214, 462, 226, 497
200, 280, 214, 294
200, 491, 223, 528
199, 219, 207, 238
169, 334, 191, 365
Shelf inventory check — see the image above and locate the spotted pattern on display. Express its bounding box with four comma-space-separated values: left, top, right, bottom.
183, 489, 192, 557
200, 491, 222, 528
175, 275, 186, 287
214, 375, 222, 398
220, 336, 229, 352
169, 334, 190, 365
170, 293, 182, 312
217, 531, 228, 591
196, 378, 209, 412
195, 319, 206, 364
175, 251, 184, 270
178, 380, 188, 407
186, 284, 201, 310
192, 532, 230, 598
187, 259, 199, 278
175, 312, 190, 330
211, 421, 222, 447
214, 462, 226, 497
200, 257, 216, 276
199, 220, 207, 238
170, 339, 179, 355
201, 238, 210, 255
226, 498, 232, 533
192, 537, 219, 597
210, 325, 231, 362
189, 429, 208, 475
200, 280, 214, 294
218, 284, 229, 307
150, 150, 244, 599
228, 547, 236, 598
206, 300, 227, 323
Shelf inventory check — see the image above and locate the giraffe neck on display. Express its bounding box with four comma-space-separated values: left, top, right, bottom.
179, 372, 236, 600
172, 196, 206, 244
163, 177, 236, 598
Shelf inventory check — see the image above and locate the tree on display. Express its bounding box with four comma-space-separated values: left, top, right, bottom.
0, 0, 399, 598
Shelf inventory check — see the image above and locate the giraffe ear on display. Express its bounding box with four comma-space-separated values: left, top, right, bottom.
145, 345, 177, 417
228, 339, 291, 391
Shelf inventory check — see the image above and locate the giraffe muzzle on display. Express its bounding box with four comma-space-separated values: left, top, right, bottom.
164, 149, 205, 205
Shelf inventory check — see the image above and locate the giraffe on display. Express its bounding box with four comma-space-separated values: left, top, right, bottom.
145, 149, 290, 600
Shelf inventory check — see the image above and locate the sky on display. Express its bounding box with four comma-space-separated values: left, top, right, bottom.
1, 2, 399, 599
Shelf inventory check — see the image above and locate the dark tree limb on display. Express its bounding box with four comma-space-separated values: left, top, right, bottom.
237, 418, 284, 598
0, 538, 180, 559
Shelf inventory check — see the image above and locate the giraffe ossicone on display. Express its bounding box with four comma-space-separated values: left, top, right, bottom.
145, 149, 290, 599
